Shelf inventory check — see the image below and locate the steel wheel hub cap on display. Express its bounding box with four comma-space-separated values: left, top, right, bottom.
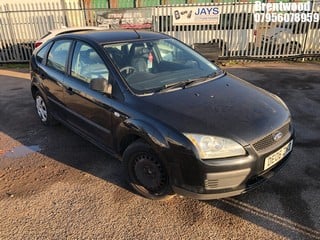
134, 154, 165, 191
36, 96, 47, 122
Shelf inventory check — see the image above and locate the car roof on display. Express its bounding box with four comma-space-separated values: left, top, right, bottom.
58, 30, 169, 45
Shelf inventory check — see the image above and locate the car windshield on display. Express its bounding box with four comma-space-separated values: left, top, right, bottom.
103, 38, 222, 94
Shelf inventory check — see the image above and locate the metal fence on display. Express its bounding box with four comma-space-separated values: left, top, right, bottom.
0, 1, 95, 63
153, 2, 320, 60
0, 1, 320, 63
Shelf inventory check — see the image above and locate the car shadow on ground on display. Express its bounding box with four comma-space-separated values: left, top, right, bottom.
0, 67, 319, 239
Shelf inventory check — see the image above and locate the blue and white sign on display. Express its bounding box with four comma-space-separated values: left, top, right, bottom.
172, 6, 221, 26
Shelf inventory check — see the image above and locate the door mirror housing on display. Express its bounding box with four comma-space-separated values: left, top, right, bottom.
90, 78, 112, 95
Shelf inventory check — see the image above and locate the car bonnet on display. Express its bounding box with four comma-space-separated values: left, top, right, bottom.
129, 74, 291, 145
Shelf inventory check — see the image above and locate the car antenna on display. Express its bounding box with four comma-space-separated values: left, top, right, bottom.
133, 28, 141, 39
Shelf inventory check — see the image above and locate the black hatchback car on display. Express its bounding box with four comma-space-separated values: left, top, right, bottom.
30, 30, 294, 200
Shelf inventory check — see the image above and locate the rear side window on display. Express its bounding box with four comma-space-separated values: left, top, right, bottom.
36, 42, 52, 63
47, 40, 72, 72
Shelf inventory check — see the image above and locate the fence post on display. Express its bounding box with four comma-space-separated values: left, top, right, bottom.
5, 4, 20, 61
301, 0, 314, 61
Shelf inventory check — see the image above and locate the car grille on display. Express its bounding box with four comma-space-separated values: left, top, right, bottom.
253, 122, 290, 152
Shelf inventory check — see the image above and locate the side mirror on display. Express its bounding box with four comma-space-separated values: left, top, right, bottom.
90, 78, 112, 95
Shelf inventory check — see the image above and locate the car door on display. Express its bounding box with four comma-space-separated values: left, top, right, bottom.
62, 41, 114, 150
37, 40, 73, 117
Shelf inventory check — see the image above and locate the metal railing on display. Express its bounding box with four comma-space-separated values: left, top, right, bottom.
0, 1, 96, 63
0, 1, 319, 63
153, 2, 320, 60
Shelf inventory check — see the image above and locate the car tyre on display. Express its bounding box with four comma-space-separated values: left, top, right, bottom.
34, 91, 57, 126
123, 140, 174, 200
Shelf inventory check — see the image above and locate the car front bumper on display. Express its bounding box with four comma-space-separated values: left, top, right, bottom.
167, 135, 294, 200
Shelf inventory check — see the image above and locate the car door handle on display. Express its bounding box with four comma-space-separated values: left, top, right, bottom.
66, 87, 74, 95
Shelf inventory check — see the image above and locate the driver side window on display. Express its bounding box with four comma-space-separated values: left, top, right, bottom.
71, 42, 109, 83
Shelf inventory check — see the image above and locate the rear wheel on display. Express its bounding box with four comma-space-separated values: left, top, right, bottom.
34, 91, 57, 126
123, 140, 174, 200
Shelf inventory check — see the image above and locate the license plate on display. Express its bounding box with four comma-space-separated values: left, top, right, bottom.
264, 140, 293, 170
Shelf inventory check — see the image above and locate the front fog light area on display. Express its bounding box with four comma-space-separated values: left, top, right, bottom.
184, 134, 246, 159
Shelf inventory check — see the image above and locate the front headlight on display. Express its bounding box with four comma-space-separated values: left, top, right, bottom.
184, 134, 246, 159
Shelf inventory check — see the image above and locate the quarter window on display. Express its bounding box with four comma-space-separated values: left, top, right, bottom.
36, 42, 52, 63
47, 40, 72, 72
71, 42, 109, 83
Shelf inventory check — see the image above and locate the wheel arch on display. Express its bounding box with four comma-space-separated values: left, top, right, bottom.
116, 119, 170, 157
31, 84, 39, 99
118, 133, 141, 155
31, 78, 47, 102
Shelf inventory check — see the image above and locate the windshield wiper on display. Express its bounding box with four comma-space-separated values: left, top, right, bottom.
154, 71, 222, 93
197, 70, 224, 80
155, 79, 197, 93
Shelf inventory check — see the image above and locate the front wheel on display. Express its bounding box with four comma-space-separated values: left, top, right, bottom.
123, 140, 174, 200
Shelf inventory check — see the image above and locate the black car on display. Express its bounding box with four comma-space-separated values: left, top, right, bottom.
30, 30, 294, 200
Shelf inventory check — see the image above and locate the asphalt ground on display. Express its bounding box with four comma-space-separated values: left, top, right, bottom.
0, 62, 319, 239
